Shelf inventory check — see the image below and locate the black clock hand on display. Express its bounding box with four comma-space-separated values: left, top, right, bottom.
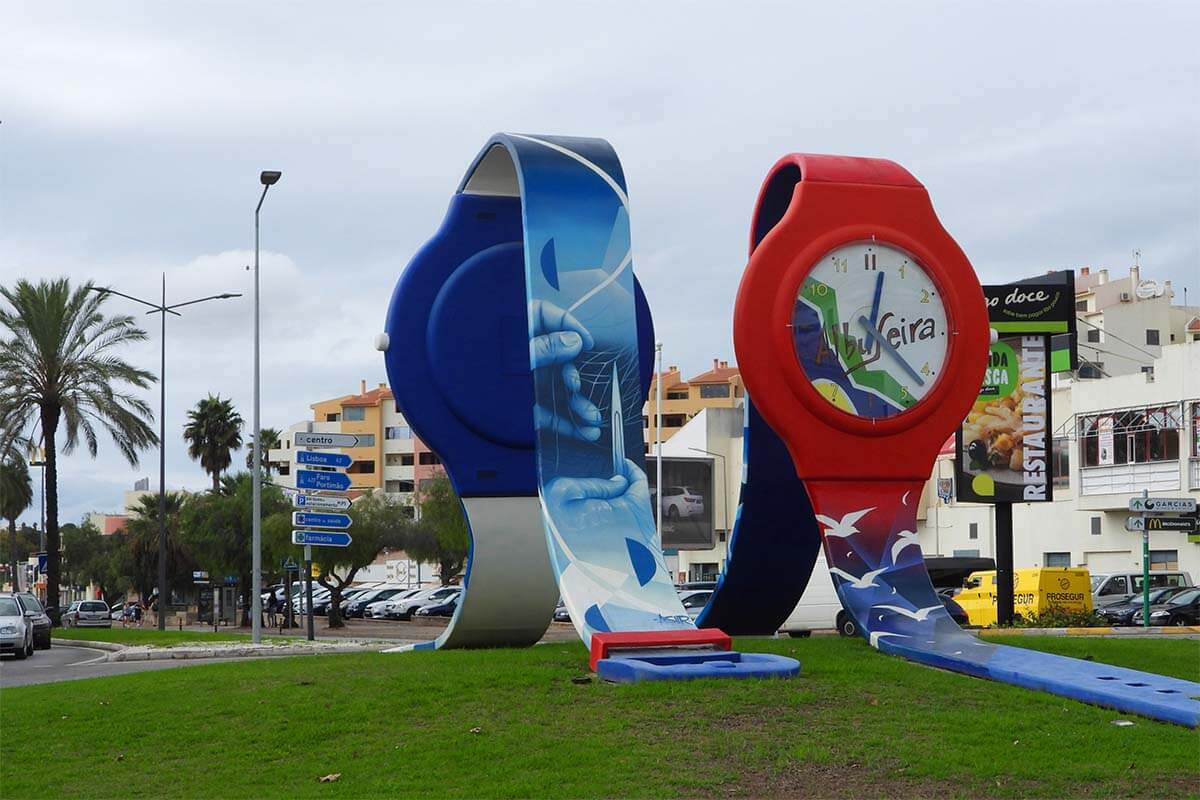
857, 315, 925, 387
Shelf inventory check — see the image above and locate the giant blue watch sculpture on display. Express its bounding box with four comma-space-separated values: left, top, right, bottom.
380, 132, 798, 681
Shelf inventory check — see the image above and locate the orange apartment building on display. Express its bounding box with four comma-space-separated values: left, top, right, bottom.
642, 359, 744, 449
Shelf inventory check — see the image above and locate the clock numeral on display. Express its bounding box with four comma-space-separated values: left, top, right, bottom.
806, 281, 830, 298
833, 256, 848, 273
919, 289, 931, 304
863, 253, 877, 271
898, 263, 906, 279
900, 385, 911, 401
920, 362, 932, 376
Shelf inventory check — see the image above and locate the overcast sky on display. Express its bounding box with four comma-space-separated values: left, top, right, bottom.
3, 1, 1197, 527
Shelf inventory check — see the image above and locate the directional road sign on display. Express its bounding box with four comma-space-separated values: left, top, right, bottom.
292, 530, 353, 547
292, 511, 352, 530
294, 432, 361, 448
1126, 515, 1199, 533
292, 493, 352, 511
1128, 496, 1196, 513
296, 450, 352, 468
296, 469, 352, 492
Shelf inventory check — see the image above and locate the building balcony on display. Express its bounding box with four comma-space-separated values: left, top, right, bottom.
1077, 460, 1184, 509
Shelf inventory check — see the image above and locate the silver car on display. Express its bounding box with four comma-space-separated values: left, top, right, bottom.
61, 599, 114, 628
0, 594, 34, 659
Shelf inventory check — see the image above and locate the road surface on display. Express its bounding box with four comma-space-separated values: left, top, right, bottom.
0, 644, 262, 688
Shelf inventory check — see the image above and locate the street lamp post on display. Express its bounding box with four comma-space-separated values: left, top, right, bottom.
91, 280, 241, 630
654, 342, 663, 551
252, 170, 282, 644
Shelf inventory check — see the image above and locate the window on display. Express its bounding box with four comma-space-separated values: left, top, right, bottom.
325, 413, 340, 422
1078, 405, 1182, 467
418, 452, 441, 466
401, 453, 414, 466
953, 549, 980, 558
385, 453, 403, 466
681, 592, 712, 609
385, 480, 414, 494
968, 523, 978, 540
1141, 366, 1155, 380
1150, 550, 1179, 571
1090, 516, 1101, 536
1077, 361, 1104, 379
342, 406, 366, 421
418, 478, 437, 491
1044, 552, 1071, 568
348, 460, 375, 474
385, 425, 411, 440
1192, 403, 1200, 458
1099, 576, 1127, 596
277, 463, 290, 476
353, 434, 375, 447
666, 390, 689, 400
699, 384, 730, 399
1085, 328, 1100, 343
1145, 329, 1160, 346
1075, 300, 1088, 311
1051, 438, 1070, 490
641, 416, 649, 428
662, 414, 687, 428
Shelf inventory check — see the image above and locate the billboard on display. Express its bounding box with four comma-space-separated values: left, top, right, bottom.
956, 334, 1052, 503
645, 455, 716, 550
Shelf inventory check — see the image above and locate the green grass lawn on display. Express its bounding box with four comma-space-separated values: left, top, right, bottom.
3, 636, 1196, 798
52, 627, 251, 646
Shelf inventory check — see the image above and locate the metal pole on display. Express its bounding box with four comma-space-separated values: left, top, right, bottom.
655, 342, 663, 551
304, 544, 314, 641
995, 502, 1014, 626
251, 185, 268, 643
1141, 488, 1150, 629
157, 274, 168, 631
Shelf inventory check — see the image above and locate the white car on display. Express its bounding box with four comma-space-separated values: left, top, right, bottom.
61, 599, 114, 628
392, 586, 461, 620
0, 594, 34, 659
678, 589, 713, 620
365, 588, 424, 619
659, 486, 704, 520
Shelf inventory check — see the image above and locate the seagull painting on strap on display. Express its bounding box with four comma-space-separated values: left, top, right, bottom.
829, 566, 888, 589
815, 507, 875, 539
889, 529, 920, 565
869, 630, 906, 649
874, 604, 943, 622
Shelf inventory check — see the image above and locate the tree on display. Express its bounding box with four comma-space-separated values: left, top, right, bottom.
407, 474, 469, 585
180, 472, 288, 626
60, 519, 131, 604
245, 427, 282, 475
183, 395, 244, 492
282, 490, 413, 628
124, 493, 193, 601
0, 454, 33, 592
0, 278, 157, 614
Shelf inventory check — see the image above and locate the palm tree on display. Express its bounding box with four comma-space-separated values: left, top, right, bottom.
0, 279, 157, 614
0, 454, 34, 592
183, 395, 244, 492
125, 492, 192, 600
245, 426, 281, 475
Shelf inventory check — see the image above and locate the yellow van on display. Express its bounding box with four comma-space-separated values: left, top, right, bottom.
955, 568, 1092, 626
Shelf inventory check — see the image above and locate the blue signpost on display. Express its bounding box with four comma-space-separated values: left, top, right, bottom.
296, 469, 352, 492
296, 451, 353, 469
292, 511, 353, 530
292, 530, 353, 547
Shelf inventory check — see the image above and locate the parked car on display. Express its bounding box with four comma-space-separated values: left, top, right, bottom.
676, 581, 717, 591
365, 589, 424, 619
678, 589, 712, 620
415, 590, 461, 617
1096, 586, 1191, 625
15, 592, 52, 649
1091, 571, 1192, 607
940, 594, 970, 627
553, 602, 571, 623
1133, 587, 1200, 627
392, 586, 461, 620
658, 486, 704, 520
344, 587, 410, 618
0, 594, 35, 659
60, 599, 114, 628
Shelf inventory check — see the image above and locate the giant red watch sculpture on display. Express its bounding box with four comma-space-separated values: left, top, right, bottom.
734, 153, 1200, 727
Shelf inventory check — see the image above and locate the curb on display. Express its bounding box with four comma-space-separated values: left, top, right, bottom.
977, 626, 1200, 637
51, 637, 393, 662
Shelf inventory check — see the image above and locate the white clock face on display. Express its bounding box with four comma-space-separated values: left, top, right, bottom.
791, 241, 949, 419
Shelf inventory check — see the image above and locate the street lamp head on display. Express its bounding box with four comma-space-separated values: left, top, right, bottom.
260, 170, 282, 186
218, 293, 242, 299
